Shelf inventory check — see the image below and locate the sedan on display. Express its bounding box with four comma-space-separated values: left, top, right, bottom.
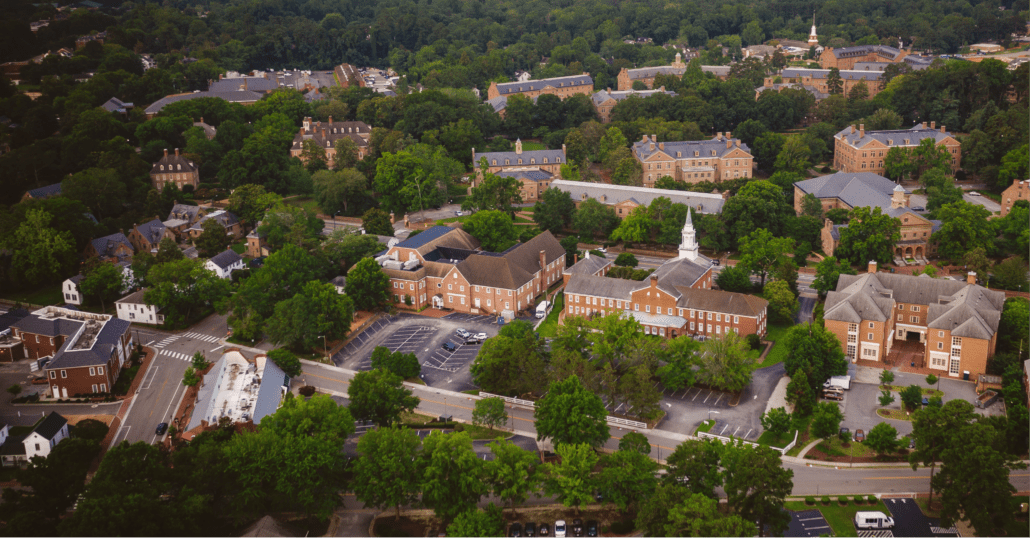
585, 520, 598, 537
509, 522, 523, 537
968, 191, 981, 196
538, 523, 550, 536
455, 328, 471, 339
554, 520, 566, 538
911, 206, 926, 211
155, 422, 168, 435
572, 519, 584, 537
854, 429, 865, 442
524, 522, 536, 537
442, 341, 457, 352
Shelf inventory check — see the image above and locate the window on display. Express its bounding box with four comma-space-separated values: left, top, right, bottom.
707, 324, 712, 332
951, 336, 962, 347
734, 316, 739, 323
898, 315, 903, 321
868, 322, 874, 328
89, 367, 95, 376
708, 312, 713, 320
100, 384, 106, 392
847, 334, 857, 343
911, 316, 918, 323
867, 333, 873, 340
646, 305, 651, 313
690, 322, 695, 330
937, 342, 944, 350
912, 306, 920, 313
932, 355, 946, 368
448, 284, 452, 290
849, 323, 858, 333
899, 304, 905, 310
949, 358, 960, 375
61, 370, 67, 378
92, 384, 98, 393
460, 286, 464, 292
951, 347, 960, 357
49, 371, 56, 379
938, 331, 944, 337
716, 325, 721, 334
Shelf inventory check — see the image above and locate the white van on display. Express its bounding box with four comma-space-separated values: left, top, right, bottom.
535, 301, 550, 319
854, 511, 894, 530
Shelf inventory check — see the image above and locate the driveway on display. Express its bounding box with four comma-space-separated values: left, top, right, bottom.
962, 192, 1000, 213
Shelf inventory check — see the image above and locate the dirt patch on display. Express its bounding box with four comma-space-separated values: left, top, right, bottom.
63, 414, 115, 426
802, 445, 910, 464
373, 514, 434, 537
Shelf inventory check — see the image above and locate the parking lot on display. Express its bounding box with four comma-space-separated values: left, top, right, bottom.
883, 498, 958, 537
703, 418, 762, 442
783, 509, 832, 537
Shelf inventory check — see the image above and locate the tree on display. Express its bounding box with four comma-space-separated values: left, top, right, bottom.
267, 348, 302, 378
333, 137, 360, 170
878, 390, 896, 407
420, 431, 487, 523
665, 492, 755, 537
313, 168, 371, 217
346, 257, 391, 311
614, 253, 638, 267
533, 187, 576, 234
741, 20, 764, 46
879, 369, 895, 386
932, 201, 995, 259
79, 262, 125, 313
720, 441, 793, 536
464, 168, 523, 215
883, 147, 915, 180
997, 298, 1030, 355
618, 431, 652, 455
864, 108, 903, 131
825, 68, 843, 94
534, 375, 610, 448
810, 401, 845, 439
267, 281, 355, 353
322, 230, 383, 272
721, 179, 794, 247
300, 139, 328, 172
773, 135, 812, 176
61, 168, 126, 220
353, 426, 422, 519
472, 397, 508, 431
564, 129, 590, 165
542, 443, 598, 515
835, 206, 901, 266
611, 157, 643, 186
370, 346, 421, 380
145, 258, 232, 327
572, 198, 619, 239
372, 148, 455, 215
783, 323, 848, 395
470, 327, 547, 396
800, 193, 823, 218
228, 185, 283, 231
597, 127, 628, 167
462, 210, 519, 252
224, 394, 355, 519
765, 280, 799, 324
446, 505, 506, 538
737, 228, 794, 288
715, 265, 753, 293
596, 448, 659, 511
664, 439, 723, 498
811, 256, 856, 297
900, 384, 923, 411
347, 368, 420, 427
910, 399, 978, 508
696, 331, 758, 393
194, 218, 232, 258
7, 209, 77, 287
485, 439, 541, 513
361, 208, 394, 237
786, 370, 815, 416
228, 244, 329, 339
761, 407, 792, 437
994, 257, 1030, 291
925, 374, 938, 387
636, 483, 691, 536
182, 366, 200, 387
865, 422, 899, 456
609, 205, 653, 244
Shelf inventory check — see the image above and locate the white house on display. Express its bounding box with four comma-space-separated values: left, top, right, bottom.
115, 289, 165, 325
62, 275, 84, 305
331, 276, 347, 294
23, 412, 69, 460
205, 250, 245, 279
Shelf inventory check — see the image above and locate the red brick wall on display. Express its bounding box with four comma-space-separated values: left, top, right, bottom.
48, 360, 117, 397
14, 330, 63, 361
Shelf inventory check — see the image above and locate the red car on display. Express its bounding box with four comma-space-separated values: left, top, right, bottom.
854, 429, 865, 442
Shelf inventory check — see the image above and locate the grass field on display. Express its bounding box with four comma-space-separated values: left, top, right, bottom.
759, 323, 792, 367
284, 196, 322, 215
536, 292, 564, 337
784, 499, 891, 537
231, 243, 246, 254
4, 283, 63, 306
756, 430, 795, 448
814, 436, 875, 458
520, 141, 547, 151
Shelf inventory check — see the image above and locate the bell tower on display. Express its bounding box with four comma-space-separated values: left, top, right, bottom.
808, 16, 819, 47
678, 208, 699, 261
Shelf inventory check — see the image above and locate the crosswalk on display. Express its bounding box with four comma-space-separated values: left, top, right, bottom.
152, 335, 180, 348
183, 332, 221, 343
160, 350, 194, 362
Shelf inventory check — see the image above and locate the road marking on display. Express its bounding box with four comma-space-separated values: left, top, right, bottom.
745, 428, 752, 438
713, 393, 725, 405
732, 426, 740, 437
703, 391, 712, 403
211, 345, 224, 352
864, 476, 936, 480
114, 425, 131, 445
142, 366, 159, 390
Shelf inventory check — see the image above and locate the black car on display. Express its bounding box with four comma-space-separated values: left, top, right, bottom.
538, 522, 550, 536
571, 519, 584, 537
585, 520, 598, 537
712, 258, 721, 266
524, 522, 536, 537
155, 422, 168, 435
509, 522, 523, 537
442, 341, 457, 352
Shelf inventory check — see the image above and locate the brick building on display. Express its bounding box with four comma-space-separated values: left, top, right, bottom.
186, 210, 243, 241
164, 204, 206, 239
616, 54, 730, 90
150, 149, 199, 191
632, 133, 753, 187
563, 210, 767, 338
85, 233, 134, 264
824, 263, 1004, 379
819, 45, 909, 70
290, 117, 371, 168
472, 140, 567, 202
363, 225, 565, 316
590, 87, 676, 123
833, 123, 961, 175
1000, 179, 1028, 217
129, 218, 175, 253
10, 307, 131, 397
769, 67, 884, 99
487, 74, 594, 101
549, 179, 724, 220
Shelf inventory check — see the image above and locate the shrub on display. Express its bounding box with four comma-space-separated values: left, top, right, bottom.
614, 253, 638, 267
853, 495, 864, 505
805, 496, 816, 505
821, 495, 831, 505
837, 496, 848, 506
821, 165, 831, 173
453, 423, 465, 432
404, 295, 413, 306
879, 369, 895, 386
746, 333, 763, 351
299, 385, 316, 397
867, 495, 877, 504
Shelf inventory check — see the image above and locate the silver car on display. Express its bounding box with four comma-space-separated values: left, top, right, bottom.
554, 520, 566, 538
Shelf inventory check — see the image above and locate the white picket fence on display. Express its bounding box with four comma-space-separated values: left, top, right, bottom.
607, 415, 647, 429
698, 429, 798, 455
479, 391, 648, 429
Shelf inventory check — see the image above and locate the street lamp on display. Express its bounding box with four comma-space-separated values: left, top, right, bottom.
708, 409, 720, 424
318, 335, 328, 363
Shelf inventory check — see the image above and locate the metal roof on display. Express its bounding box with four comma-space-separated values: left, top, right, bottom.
549, 179, 725, 214
494, 74, 593, 95
794, 172, 906, 209
144, 90, 262, 115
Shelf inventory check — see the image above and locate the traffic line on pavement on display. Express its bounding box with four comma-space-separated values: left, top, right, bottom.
160, 350, 192, 361
183, 332, 221, 343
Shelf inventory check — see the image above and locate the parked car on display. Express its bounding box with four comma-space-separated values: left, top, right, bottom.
572, 519, 584, 537
455, 328, 471, 339
585, 520, 598, 537
908, 437, 916, 449
455, 210, 465, 216
911, 206, 925, 211
968, 191, 981, 196
155, 422, 168, 435
538, 522, 550, 536
509, 522, 523, 537
712, 258, 721, 266
855, 429, 865, 442
524, 522, 536, 537
596, 247, 607, 253
554, 520, 566, 538
442, 341, 457, 352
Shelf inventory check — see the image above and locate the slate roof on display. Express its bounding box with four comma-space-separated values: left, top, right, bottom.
550, 179, 725, 215
671, 287, 768, 316
501, 231, 565, 275
564, 253, 612, 276
115, 288, 150, 305
331, 276, 347, 288
188, 210, 239, 233
394, 225, 479, 255
476, 147, 565, 167
11, 313, 82, 338
496, 169, 553, 182
624, 65, 730, 79
253, 358, 287, 425
208, 249, 243, 270
755, 83, 828, 100
90, 233, 133, 259
150, 150, 198, 175
591, 88, 676, 106
486, 95, 509, 113
829, 45, 903, 60
192, 120, 216, 139
493, 74, 593, 95
564, 273, 642, 300
101, 97, 133, 113
626, 310, 687, 328
456, 255, 534, 290
794, 172, 906, 209
144, 90, 263, 115
0, 309, 30, 334
209, 76, 279, 93
782, 67, 882, 81
824, 273, 895, 323
835, 125, 954, 150
290, 119, 371, 152
167, 204, 202, 223
1, 436, 26, 456
632, 136, 751, 163
31, 412, 67, 440
46, 317, 130, 369
851, 62, 892, 72
134, 219, 167, 247
26, 183, 62, 199
648, 256, 713, 295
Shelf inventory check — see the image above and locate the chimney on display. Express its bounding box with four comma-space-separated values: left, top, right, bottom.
174, 148, 179, 157
651, 134, 657, 142
199, 116, 204, 124
851, 125, 856, 134
967, 271, 976, 285
726, 139, 731, 149
606, 87, 611, 94
642, 134, 649, 142
539, 250, 546, 272
868, 260, 877, 274
659, 142, 664, 150
716, 132, 723, 140
574, 253, 578, 264
322, 128, 326, 140
736, 139, 740, 147
650, 275, 658, 288
940, 124, 945, 133
930, 121, 935, 129
725, 131, 732, 139
163, 148, 168, 157
218, 73, 223, 80
921, 121, 926, 129
859, 124, 865, 138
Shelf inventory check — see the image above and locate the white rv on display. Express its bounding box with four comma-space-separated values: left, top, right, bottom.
854, 511, 894, 530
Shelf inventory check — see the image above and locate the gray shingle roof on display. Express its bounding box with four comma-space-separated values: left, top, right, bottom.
782, 67, 883, 81
794, 172, 906, 209
134, 219, 167, 247
188, 210, 240, 232
494, 74, 593, 95
0, 309, 30, 333
649, 257, 712, 296
31, 412, 67, 440
834, 125, 954, 150
209, 76, 279, 93
253, 359, 287, 425
90, 233, 133, 258
633, 136, 751, 163
755, 83, 828, 100
477, 147, 565, 167
671, 287, 768, 317
101, 97, 133, 113
496, 169, 553, 181
550, 179, 725, 215
144, 91, 262, 115
486, 95, 509, 113
591, 88, 677, 106
829, 45, 903, 60
564, 253, 612, 276
501, 231, 565, 275
47, 317, 130, 369
851, 62, 892, 72
167, 204, 202, 223
456, 255, 534, 290
331, 276, 347, 288
564, 273, 642, 300
208, 249, 243, 270
150, 151, 198, 175
26, 183, 62, 199
12, 314, 82, 338
625, 65, 686, 80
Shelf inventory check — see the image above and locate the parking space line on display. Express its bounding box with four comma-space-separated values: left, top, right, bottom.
732, 426, 740, 437
713, 393, 724, 405
691, 388, 702, 401
744, 428, 752, 439
703, 391, 712, 403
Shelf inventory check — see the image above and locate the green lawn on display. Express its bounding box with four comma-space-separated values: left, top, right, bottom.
284, 196, 322, 215
695, 419, 715, 434
756, 430, 795, 448
231, 243, 246, 254
520, 141, 547, 151
784, 499, 892, 537
4, 283, 63, 306
536, 291, 564, 337
112, 362, 141, 395
460, 423, 510, 440
759, 323, 792, 368
814, 436, 876, 458
436, 215, 470, 224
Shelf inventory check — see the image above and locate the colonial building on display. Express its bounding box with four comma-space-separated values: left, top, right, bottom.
129, 219, 175, 254
616, 54, 730, 90
833, 123, 961, 175
563, 210, 767, 338
632, 133, 753, 187
62, 262, 133, 307
754, 79, 828, 102
819, 44, 909, 70
246, 226, 270, 258
1000, 179, 1028, 217
824, 263, 1004, 380
487, 74, 594, 101
591, 87, 676, 123
290, 117, 371, 168
115, 289, 164, 326
23, 412, 69, 460
549, 179, 725, 219
21, 183, 62, 202
186, 209, 243, 241
472, 140, 566, 202
150, 148, 200, 191
85, 233, 134, 264
10, 307, 132, 397
205, 250, 245, 279
770, 67, 885, 99
795, 172, 941, 262
363, 225, 566, 316
164, 204, 206, 239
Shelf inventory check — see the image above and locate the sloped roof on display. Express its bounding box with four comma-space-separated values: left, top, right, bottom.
26, 183, 62, 199
755, 83, 829, 100
208, 249, 243, 270
494, 74, 593, 95
650, 256, 713, 293
90, 233, 133, 258
0, 309, 30, 334
564, 273, 642, 300
496, 169, 553, 181
835, 125, 954, 150
253, 357, 287, 425
209, 76, 278, 93
150, 151, 198, 175
456, 255, 534, 290
47, 317, 130, 369
30, 412, 67, 440
829, 44, 902, 60
144, 90, 262, 115
101, 97, 133, 113
394, 226, 479, 256
331, 276, 346, 287
564, 253, 613, 276
115, 288, 149, 305
134, 219, 167, 247
550, 179, 725, 214
188, 210, 240, 232
168, 204, 203, 223
794, 172, 906, 209
824, 273, 895, 323
632, 136, 751, 163
502, 231, 565, 274
672, 287, 768, 316
591, 88, 676, 106
782, 67, 883, 81
477, 147, 565, 167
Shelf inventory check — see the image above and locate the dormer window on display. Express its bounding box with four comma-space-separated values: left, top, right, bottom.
694, 151, 699, 157
556, 157, 561, 163
492, 160, 497, 165
160, 165, 164, 171
518, 159, 522, 164
543, 158, 548, 163
711, 150, 716, 156
530, 158, 535, 164
904, 139, 910, 144
177, 164, 181, 170
505, 159, 509, 165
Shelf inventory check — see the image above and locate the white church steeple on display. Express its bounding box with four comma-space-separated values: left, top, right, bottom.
678, 208, 699, 261
808, 15, 819, 47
